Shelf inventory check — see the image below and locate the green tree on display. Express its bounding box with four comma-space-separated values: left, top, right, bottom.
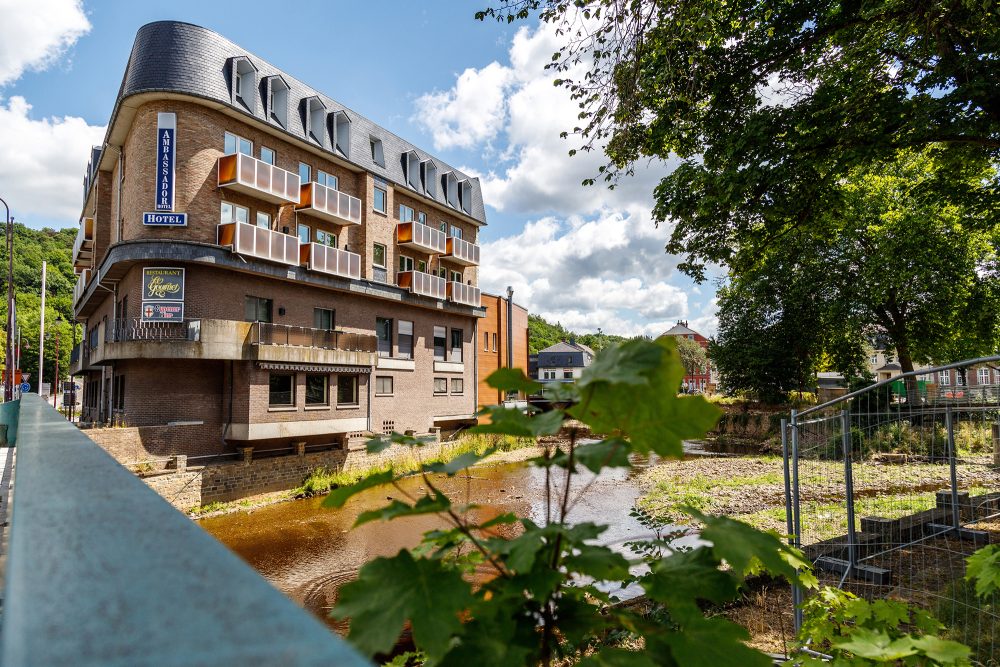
674, 335, 709, 379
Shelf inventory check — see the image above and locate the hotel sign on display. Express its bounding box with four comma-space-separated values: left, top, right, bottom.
155, 112, 176, 211
141, 267, 185, 321
142, 212, 187, 226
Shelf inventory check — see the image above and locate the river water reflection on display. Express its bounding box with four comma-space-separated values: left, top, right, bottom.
200, 452, 676, 631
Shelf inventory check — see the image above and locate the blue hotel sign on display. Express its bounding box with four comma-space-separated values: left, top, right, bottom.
143, 212, 187, 226
155, 112, 176, 212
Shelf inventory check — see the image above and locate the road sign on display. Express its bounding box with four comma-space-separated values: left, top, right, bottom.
19, 383, 29, 393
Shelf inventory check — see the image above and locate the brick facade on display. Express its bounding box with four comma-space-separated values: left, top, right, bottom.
477, 292, 530, 409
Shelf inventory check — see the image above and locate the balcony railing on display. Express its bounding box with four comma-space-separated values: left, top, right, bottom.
296, 182, 362, 226
397, 270, 446, 300
397, 221, 446, 254
106, 319, 201, 343
72, 218, 95, 270
301, 243, 361, 280
249, 322, 377, 353
217, 152, 301, 204
73, 269, 91, 305
218, 221, 300, 266
447, 281, 481, 307
445, 236, 480, 266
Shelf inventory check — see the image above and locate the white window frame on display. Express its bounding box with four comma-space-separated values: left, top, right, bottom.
977, 368, 991, 385
256, 211, 271, 229
260, 146, 275, 165
297, 223, 310, 245
221, 202, 249, 224
316, 229, 337, 248
375, 376, 394, 396
449, 225, 463, 240
939, 370, 951, 386
224, 131, 253, 156
398, 204, 415, 222
398, 255, 414, 272
373, 243, 387, 268
318, 170, 338, 191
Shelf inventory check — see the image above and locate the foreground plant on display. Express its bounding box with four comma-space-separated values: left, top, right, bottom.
324, 338, 821, 666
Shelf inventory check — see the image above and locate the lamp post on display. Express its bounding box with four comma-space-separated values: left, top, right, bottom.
505, 285, 514, 402
1, 197, 11, 401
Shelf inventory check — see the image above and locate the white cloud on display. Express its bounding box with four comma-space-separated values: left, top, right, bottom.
413, 62, 515, 151
0, 0, 90, 86
0, 96, 105, 224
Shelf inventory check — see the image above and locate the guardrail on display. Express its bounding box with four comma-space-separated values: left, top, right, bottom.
249, 322, 378, 353
0, 394, 369, 665
106, 319, 201, 343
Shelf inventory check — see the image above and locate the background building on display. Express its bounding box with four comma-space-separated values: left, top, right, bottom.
534, 340, 595, 383
660, 320, 714, 392
477, 291, 529, 410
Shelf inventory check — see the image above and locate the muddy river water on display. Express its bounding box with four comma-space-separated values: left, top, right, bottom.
200, 452, 688, 631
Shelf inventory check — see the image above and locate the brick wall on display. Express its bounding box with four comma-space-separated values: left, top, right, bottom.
86, 422, 225, 461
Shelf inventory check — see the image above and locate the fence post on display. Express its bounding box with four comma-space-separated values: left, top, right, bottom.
790, 409, 803, 632
946, 405, 961, 531
781, 418, 793, 545
842, 409, 858, 572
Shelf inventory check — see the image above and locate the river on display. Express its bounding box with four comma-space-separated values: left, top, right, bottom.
199, 451, 686, 632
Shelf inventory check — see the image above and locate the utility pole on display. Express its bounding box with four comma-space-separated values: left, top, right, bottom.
39, 261, 46, 396
505, 286, 514, 402
1, 197, 12, 401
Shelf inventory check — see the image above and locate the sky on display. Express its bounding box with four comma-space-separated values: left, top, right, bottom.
0, 0, 718, 338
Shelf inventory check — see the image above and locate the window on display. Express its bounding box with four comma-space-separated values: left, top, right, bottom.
316, 230, 337, 247
484, 332, 489, 351
451, 378, 464, 394
418, 212, 427, 224
434, 377, 447, 394
314, 308, 334, 330
269, 373, 294, 407
260, 147, 275, 165
433, 326, 447, 361
373, 243, 387, 267
492, 333, 497, 352
305, 374, 329, 406
397, 320, 413, 359
956, 372, 966, 387
563, 370, 574, 380
299, 162, 311, 184
224, 131, 252, 156
939, 370, 951, 386
373, 186, 387, 213
317, 170, 338, 190
113, 376, 126, 411
376, 376, 393, 395
266, 76, 289, 127
220, 202, 249, 224
450, 270, 462, 283
439, 221, 447, 234
398, 204, 415, 222
543, 369, 556, 380
333, 110, 351, 157
245, 296, 273, 323
449, 328, 463, 363
450, 225, 463, 240
398, 255, 414, 272
337, 375, 359, 405
437, 267, 447, 279
256, 212, 271, 229
376, 317, 392, 357
978, 368, 991, 385
417, 260, 427, 273
370, 137, 385, 166
297, 223, 310, 245
458, 180, 473, 214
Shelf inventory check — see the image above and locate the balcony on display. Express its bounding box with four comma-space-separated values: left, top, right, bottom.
444, 236, 480, 266
397, 270, 446, 300
301, 243, 361, 280
447, 281, 481, 308
248, 322, 377, 367
72, 217, 94, 271
73, 269, 91, 306
218, 221, 300, 266
296, 182, 362, 226
397, 221, 446, 255
217, 152, 300, 204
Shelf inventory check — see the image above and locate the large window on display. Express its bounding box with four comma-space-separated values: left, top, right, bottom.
316, 229, 337, 248
449, 328, 463, 363
397, 320, 413, 359
451, 378, 464, 394
224, 131, 252, 156
373, 243, 387, 267
375, 376, 393, 395
398, 204, 415, 222
450, 225, 463, 240
337, 375, 359, 405
256, 212, 271, 229
373, 186, 387, 213
269, 373, 294, 407
433, 326, 447, 361
221, 201, 249, 224
434, 378, 447, 394
305, 374, 329, 406
245, 296, 273, 323
314, 308, 334, 330
297, 223, 310, 245
376, 317, 392, 357
450, 270, 462, 283
299, 162, 311, 184
260, 146, 275, 165
978, 368, 991, 385
563, 370, 574, 380
317, 170, 338, 190
398, 255, 414, 272
939, 370, 951, 386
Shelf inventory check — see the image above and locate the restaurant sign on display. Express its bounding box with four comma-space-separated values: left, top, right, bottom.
141, 267, 185, 321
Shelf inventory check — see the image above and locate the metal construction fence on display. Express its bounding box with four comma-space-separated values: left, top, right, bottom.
784, 356, 1000, 661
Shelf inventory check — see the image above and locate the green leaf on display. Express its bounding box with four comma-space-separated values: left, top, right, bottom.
322, 469, 396, 508
966, 544, 1000, 597
563, 544, 630, 581
579, 648, 658, 667
573, 437, 632, 473
331, 550, 473, 660
486, 367, 542, 395
477, 512, 519, 529
424, 447, 497, 475
354, 490, 452, 527
471, 406, 564, 437
577, 340, 665, 387
833, 628, 918, 660
659, 614, 772, 667
910, 635, 972, 664
642, 548, 738, 607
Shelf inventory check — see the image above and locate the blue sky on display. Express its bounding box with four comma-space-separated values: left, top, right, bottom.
0, 0, 718, 337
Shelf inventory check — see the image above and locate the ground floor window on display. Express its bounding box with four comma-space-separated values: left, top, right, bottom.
434, 378, 447, 394
563, 370, 573, 380
542, 369, 556, 380
269, 373, 294, 406
314, 308, 334, 330
305, 374, 329, 406
246, 296, 273, 323
375, 376, 393, 395
449, 328, 463, 363
337, 375, 359, 405
451, 378, 464, 394
113, 376, 125, 411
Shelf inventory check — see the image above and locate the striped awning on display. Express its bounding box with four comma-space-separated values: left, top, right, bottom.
257, 362, 372, 374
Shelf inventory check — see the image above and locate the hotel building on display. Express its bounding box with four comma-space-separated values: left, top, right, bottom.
70, 21, 490, 457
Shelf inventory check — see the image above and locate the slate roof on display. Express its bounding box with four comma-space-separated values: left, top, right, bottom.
877, 362, 902, 372
538, 341, 593, 356
103, 20, 487, 224
660, 323, 699, 337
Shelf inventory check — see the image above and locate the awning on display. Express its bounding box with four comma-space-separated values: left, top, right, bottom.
257, 362, 372, 374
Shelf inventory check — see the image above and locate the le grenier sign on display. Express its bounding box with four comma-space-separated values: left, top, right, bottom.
141, 267, 185, 321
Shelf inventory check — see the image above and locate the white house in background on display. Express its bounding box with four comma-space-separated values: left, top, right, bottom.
534, 340, 595, 383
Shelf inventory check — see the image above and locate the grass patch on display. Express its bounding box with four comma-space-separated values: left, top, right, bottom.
934, 577, 1000, 663
296, 433, 536, 497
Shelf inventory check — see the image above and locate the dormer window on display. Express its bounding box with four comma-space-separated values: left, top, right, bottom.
421, 160, 437, 198
458, 180, 473, 214
443, 171, 458, 207
230, 57, 258, 114
370, 136, 385, 167
402, 150, 421, 190
332, 110, 351, 157
304, 96, 326, 147
264, 75, 289, 128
